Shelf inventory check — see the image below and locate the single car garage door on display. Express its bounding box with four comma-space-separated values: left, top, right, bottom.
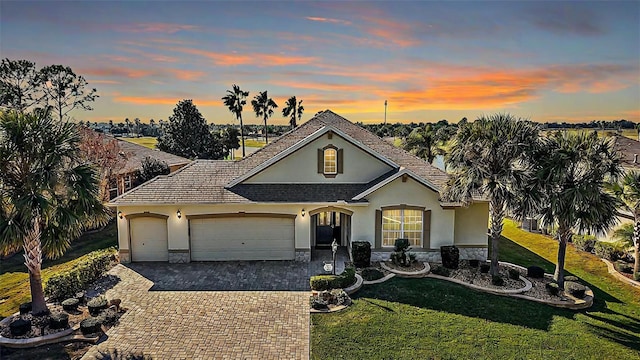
130, 216, 169, 261
189, 216, 295, 261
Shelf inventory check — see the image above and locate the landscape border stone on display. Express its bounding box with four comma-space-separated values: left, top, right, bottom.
601, 258, 640, 287
362, 273, 396, 285
379, 262, 430, 278
343, 274, 363, 295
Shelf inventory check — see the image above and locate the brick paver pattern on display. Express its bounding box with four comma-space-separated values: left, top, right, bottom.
82, 264, 310, 360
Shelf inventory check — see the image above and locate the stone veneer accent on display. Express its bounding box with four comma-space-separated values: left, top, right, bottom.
169, 250, 190, 264
295, 250, 311, 262
119, 249, 131, 263
372, 247, 488, 263
458, 247, 488, 261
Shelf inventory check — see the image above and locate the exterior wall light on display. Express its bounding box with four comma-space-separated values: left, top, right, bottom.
177, 209, 182, 219
301, 209, 305, 217
118, 211, 123, 219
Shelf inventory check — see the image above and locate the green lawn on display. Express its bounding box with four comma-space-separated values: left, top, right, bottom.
311, 220, 640, 359
122, 136, 157, 149
0, 222, 117, 318
243, 139, 266, 148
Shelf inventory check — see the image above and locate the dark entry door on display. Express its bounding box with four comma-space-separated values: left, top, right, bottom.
316, 212, 341, 246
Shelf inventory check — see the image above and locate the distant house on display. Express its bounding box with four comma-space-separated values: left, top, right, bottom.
108, 139, 190, 199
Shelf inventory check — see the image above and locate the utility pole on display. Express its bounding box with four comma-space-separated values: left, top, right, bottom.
384, 100, 387, 125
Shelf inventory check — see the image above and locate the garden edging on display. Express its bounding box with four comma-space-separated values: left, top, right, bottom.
362, 273, 395, 285
379, 262, 430, 278
601, 258, 640, 287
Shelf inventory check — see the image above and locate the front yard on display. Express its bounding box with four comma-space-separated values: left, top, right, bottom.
311, 220, 640, 359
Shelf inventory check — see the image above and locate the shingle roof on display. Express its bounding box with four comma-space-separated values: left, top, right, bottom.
116, 138, 190, 175
612, 135, 640, 170
109, 110, 450, 205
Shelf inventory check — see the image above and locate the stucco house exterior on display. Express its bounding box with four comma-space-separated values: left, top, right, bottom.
109, 110, 489, 263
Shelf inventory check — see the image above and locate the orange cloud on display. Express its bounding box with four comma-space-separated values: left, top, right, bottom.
305, 16, 352, 26
165, 69, 206, 81
161, 46, 318, 67
81, 67, 155, 79
119, 22, 199, 34
113, 95, 222, 107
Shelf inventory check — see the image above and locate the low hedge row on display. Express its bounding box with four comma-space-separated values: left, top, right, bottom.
594, 241, 624, 261
45, 247, 117, 301
572, 234, 597, 253
310, 267, 356, 291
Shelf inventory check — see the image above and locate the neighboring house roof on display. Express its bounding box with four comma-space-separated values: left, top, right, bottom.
115, 138, 190, 175
612, 135, 640, 170
109, 110, 452, 205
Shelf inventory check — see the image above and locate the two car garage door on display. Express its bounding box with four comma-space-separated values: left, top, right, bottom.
129, 215, 295, 262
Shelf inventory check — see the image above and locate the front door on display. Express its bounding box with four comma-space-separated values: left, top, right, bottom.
316, 212, 341, 247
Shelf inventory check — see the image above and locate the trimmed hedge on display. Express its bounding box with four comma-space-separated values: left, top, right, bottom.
49, 312, 69, 329
62, 298, 80, 311
88, 296, 108, 316
351, 241, 371, 268
527, 266, 544, 278
310, 267, 356, 291
45, 247, 117, 301
361, 268, 384, 281
480, 264, 490, 274
546, 282, 560, 296
431, 265, 450, 277
508, 268, 520, 280
441, 245, 459, 269
594, 241, 624, 261
80, 317, 103, 335
565, 281, 587, 299
492, 275, 505, 286
572, 234, 597, 253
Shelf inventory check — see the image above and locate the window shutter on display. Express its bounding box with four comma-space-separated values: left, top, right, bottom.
375, 210, 382, 249
317, 149, 323, 173
422, 210, 431, 249
337, 149, 344, 174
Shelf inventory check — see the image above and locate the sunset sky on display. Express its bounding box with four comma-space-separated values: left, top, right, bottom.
1, 1, 638, 125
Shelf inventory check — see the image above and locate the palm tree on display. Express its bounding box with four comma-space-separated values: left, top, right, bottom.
445, 114, 540, 276
533, 131, 621, 288
0, 110, 108, 314
134, 118, 141, 137
124, 117, 131, 136
222, 85, 249, 157
251, 91, 278, 144
403, 124, 442, 164
607, 170, 640, 277
282, 96, 304, 129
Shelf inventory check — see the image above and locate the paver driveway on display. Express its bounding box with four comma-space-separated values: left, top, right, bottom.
82, 262, 310, 360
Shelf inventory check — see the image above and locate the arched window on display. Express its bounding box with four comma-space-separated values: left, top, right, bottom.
323, 148, 337, 174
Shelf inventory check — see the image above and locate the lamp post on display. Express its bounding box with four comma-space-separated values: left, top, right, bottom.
331, 239, 338, 275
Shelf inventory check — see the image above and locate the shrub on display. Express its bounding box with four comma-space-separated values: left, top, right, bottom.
330, 289, 350, 306
309, 267, 356, 290
97, 308, 119, 326
431, 265, 450, 277
468, 259, 480, 268
45, 247, 117, 301
361, 268, 384, 281
391, 239, 414, 267
492, 275, 505, 286
310, 275, 334, 291
508, 268, 520, 280
49, 312, 69, 329
310, 296, 328, 310
564, 275, 579, 282
572, 234, 597, 253
9, 318, 31, 336
441, 245, 459, 269
351, 241, 371, 268
546, 282, 560, 296
527, 266, 545, 278
634, 272, 640, 281
565, 281, 587, 299
339, 267, 356, 288
594, 241, 623, 261
80, 317, 103, 335
615, 261, 633, 274
19, 302, 32, 315
480, 264, 490, 273
62, 298, 80, 312
88, 296, 108, 316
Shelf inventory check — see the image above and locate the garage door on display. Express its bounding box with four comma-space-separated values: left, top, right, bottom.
190, 216, 295, 261
130, 217, 169, 261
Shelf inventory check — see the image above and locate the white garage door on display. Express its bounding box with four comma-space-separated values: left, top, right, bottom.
190, 216, 295, 261
130, 217, 169, 262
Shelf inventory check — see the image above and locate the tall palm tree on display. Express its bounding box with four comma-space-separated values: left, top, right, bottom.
251, 91, 278, 144
222, 85, 249, 157
0, 110, 108, 314
445, 114, 540, 276
124, 117, 131, 136
533, 131, 621, 288
403, 124, 442, 164
282, 96, 304, 129
607, 170, 640, 277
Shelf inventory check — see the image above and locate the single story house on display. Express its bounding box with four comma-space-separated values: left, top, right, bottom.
109, 110, 489, 263
108, 138, 190, 199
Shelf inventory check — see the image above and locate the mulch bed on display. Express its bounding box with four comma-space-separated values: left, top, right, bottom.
382, 261, 426, 272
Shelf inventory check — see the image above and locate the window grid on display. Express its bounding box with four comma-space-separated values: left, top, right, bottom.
324, 148, 337, 174
382, 209, 422, 247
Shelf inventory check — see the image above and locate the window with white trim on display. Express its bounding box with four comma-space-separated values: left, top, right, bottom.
382, 208, 422, 247
323, 148, 337, 174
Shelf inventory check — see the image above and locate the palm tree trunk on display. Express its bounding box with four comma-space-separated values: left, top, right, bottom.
23, 218, 48, 315
264, 116, 268, 144
554, 226, 571, 289
489, 199, 505, 276
633, 219, 640, 276
239, 115, 245, 158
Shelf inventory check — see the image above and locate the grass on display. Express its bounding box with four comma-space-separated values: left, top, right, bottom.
0, 222, 117, 318
311, 220, 640, 359
243, 139, 266, 148
122, 136, 157, 149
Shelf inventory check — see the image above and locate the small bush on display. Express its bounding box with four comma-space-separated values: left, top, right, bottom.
508, 268, 520, 280
634, 272, 640, 281
88, 296, 108, 316
615, 261, 633, 274
62, 298, 80, 311
441, 245, 459, 269
330, 289, 350, 306
45, 247, 117, 301
339, 267, 356, 288
480, 264, 490, 273
391, 239, 415, 267
565, 281, 587, 299
309, 267, 356, 290
310, 296, 328, 310
492, 275, 505, 286
594, 241, 623, 261
361, 268, 384, 281
564, 275, 579, 282
97, 308, 119, 326
10, 318, 31, 336
351, 241, 371, 268
431, 265, 450, 277
49, 312, 69, 329
572, 234, 597, 253
546, 282, 560, 296
19, 302, 32, 315
468, 259, 480, 268
527, 266, 545, 278
80, 317, 103, 335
